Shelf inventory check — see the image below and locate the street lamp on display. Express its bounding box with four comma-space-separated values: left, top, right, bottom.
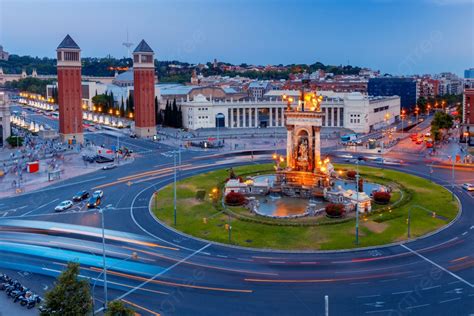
173, 150, 177, 226
98, 208, 108, 311
91, 251, 138, 315
401, 109, 406, 136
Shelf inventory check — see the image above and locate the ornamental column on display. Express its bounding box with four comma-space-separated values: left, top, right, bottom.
133, 39, 156, 138
314, 126, 321, 171
286, 125, 294, 169
56, 34, 83, 143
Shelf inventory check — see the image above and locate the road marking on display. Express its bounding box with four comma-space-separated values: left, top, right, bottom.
421, 285, 441, 290
269, 260, 285, 264
350, 282, 369, 285
392, 290, 413, 295
18, 176, 107, 197
462, 231, 468, 236
217, 255, 228, 258
94, 243, 211, 314
400, 244, 474, 288
21, 198, 59, 217
406, 274, 423, 278
357, 294, 381, 299
365, 309, 395, 314
447, 280, 462, 285
439, 297, 461, 304
380, 278, 397, 283
406, 304, 430, 309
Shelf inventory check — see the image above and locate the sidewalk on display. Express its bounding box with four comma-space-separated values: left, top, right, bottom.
0, 151, 134, 199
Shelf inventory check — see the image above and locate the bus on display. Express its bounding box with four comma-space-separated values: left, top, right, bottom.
341, 134, 358, 143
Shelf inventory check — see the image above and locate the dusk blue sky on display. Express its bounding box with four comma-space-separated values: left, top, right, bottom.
1, 0, 473, 75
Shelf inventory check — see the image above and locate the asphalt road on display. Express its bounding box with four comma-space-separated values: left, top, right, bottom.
0, 125, 472, 315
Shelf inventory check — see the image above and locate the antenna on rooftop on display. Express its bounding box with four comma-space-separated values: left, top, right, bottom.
122, 30, 134, 58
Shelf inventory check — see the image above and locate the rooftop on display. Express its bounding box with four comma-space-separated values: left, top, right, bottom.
57, 34, 80, 50
134, 39, 153, 53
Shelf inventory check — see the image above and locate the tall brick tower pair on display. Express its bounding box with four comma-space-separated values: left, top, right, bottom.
56, 36, 156, 141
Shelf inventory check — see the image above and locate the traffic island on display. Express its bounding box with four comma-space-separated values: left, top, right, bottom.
151, 164, 459, 250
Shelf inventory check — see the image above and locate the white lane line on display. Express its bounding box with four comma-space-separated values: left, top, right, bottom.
448, 280, 461, 285
401, 244, 474, 288
439, 297, 461, 304
462, 231, 468, 236
421, 285, 441, 291
21, 198, 59, 217
392, 290, 413, 295
380, 278, 397, 283
217, 255, 228, 258
269, 261, 285, 264
94, 243, 211, 314
365, 310, 395, 314
237, 258, 254, 262
406, 304, 430, 310
17, 176, 107, 197
357, 294, 381, 299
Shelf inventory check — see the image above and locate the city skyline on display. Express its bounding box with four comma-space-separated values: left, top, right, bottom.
1, 0, 473, 76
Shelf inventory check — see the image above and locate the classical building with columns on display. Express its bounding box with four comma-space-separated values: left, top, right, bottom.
177, 91, 400, 133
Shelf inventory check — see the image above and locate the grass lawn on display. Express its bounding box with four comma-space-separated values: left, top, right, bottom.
152, 164, 459, 250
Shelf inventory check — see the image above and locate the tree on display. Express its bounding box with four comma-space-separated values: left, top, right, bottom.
105, 300, 134, 316
431, 111, 453, 141
177, 106, 183, 128
6, 136, 24, 147
172, 98, 178, 127
154, 96, 159, 124
92, 94, 109, 111
40, 262, 92, 316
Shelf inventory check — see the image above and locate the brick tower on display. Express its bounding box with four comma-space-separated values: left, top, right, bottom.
132, 39, 156, 138
56, 34, 83, 143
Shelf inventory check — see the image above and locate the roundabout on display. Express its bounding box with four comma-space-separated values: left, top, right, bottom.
151, 163, 459, 251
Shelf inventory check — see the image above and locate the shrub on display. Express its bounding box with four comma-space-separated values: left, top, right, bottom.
6, 136, 24, 147
325, 203, 345, 218
373, 191, 391, 204
346, 170, 356, 179
225, 192, 246, 206
195, 190, 206, 200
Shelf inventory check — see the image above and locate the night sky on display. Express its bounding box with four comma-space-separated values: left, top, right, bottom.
1, 0, 473, 75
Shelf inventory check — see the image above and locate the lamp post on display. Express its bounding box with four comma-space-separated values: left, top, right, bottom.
99, 208, 108, 311
401, 109, 406, 136
173, 150, 177, 226
91, 251, 138, 315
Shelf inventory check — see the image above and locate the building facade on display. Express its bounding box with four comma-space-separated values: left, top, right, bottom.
464, 68, 474, 79
463, 88, 474, 143
368, 77, 417, 110
0, 92, 11, 147
56, 35, 84, 143
132, 40, 156, 138
178, 91, 400, 133
0, 45, 9, 61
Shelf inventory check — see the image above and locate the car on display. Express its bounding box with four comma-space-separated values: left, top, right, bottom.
87, 196, 101, 208
416, 139, 423, 145
54, 200, 73, 212
426, 142, 433, 149
93, 190, 104, 198
462, 183, 474, 191
102, 164, 117, 170
72, 190, 90, 201
129, 133, 137, 138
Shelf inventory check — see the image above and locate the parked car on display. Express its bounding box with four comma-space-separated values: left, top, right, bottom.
87, 196, 101, 208
129, 133, 137, 138
72, 190, 90, 202
462, 183, 474, 191
54, 200, 73, 212
93, 190, 104, 198
102, 164, 117, 170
